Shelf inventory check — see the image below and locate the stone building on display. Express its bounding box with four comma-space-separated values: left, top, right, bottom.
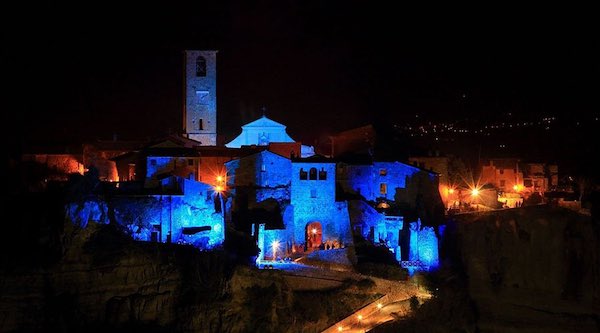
183, 50, 218, 145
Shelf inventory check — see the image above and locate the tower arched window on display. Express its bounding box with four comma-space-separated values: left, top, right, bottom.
196, 56, 206, 77
318, 168, 327, 180
300, 168, 308, 180
309, 167, 317, 180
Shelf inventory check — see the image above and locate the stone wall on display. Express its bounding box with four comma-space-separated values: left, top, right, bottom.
65, 179, 224, 250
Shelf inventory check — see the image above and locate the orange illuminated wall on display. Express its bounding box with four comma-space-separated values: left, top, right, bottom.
480, 159, 523, 192
268, 142, 301, 159
23, 154, 85, 179
199, 156, 232, 186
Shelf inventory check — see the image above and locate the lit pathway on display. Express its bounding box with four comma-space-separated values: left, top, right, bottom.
323, 298, 412, 333
259, 261, 430, 332
320, 276, 431, 333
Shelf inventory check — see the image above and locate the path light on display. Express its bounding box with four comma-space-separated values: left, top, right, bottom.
357, 314, 363, 321
377, 303, 383, 309
311, 228, 317, 235
337, 326, 343, 332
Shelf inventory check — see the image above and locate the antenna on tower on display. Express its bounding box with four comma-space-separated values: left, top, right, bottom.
261, 106, 267, 117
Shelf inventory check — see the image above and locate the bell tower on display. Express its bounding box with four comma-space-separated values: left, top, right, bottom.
183, 50, 217, 145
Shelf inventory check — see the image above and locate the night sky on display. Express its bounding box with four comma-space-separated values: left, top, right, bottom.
5, 2, 599, 149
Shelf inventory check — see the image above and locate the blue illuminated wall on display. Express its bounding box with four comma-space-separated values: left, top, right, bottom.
408, 219, 439, 272
225, 150, 291, 205
290, 161, 353, 249
144, 155, 200, 191
338, 161, 426, 201
348, 200, 403, 260
66, 177, 224, 250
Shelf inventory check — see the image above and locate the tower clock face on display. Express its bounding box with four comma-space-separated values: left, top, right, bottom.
196, 91, 209, 104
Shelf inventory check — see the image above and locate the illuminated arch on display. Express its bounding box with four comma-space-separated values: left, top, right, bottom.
306, 222, 322, 249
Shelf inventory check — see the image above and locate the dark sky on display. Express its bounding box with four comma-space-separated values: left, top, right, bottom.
5, 2, 599, 148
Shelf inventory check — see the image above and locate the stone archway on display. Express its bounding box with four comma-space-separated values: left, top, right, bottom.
306, 222, 323, 249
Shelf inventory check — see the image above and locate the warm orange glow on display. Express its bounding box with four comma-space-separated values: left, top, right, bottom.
312, 228, 317, 235
448, 188, 455, 194
513, 184, 523, 192
377, 303, 383, 309
216, 175, 224, 182
214, 185, 223, 193
357, 314, 363, 321
337, 326, 343, 331
471, 189, 479, 196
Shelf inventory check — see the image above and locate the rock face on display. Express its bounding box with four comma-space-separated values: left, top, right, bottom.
0, 222, 193, 331
0, 218, 375, 332
447, 205, 599, 332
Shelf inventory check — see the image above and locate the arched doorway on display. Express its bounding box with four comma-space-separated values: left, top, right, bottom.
306, 222, 323, 249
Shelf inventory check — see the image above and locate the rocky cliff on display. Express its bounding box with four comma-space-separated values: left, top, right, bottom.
447, 205, 599, 332
373, 204, 599, 333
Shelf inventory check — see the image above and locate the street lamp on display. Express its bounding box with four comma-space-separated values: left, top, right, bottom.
213, 185, 225, 218
271, 240, 280, 261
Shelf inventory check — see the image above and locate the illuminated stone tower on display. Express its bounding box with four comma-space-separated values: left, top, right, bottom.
183, 50, 217, 145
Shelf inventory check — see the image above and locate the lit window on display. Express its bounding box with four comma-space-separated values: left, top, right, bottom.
380, 183, 387, 195
261, 164, 266, 172
379, 169, 387, 176
196, 56, 206, 76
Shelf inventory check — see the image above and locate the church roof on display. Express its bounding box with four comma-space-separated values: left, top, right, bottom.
225, 115, 296, 148
241, 115, 286, 129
